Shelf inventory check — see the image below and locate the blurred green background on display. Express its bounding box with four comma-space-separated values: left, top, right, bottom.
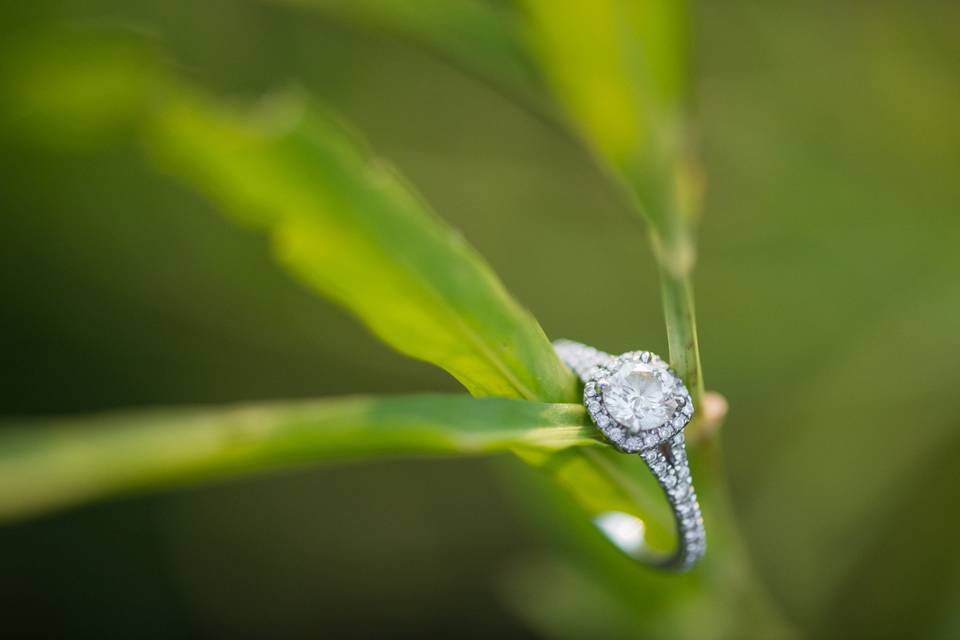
1, 0, 959, 638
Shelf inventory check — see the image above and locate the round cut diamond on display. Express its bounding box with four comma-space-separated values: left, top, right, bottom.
602, 361, 677, 433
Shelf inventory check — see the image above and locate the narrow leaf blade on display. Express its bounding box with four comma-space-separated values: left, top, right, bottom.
0, 395, 596, 522
147, 89, 577, 402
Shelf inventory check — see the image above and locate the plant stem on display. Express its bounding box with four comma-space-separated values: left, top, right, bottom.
659, 267, 705, 407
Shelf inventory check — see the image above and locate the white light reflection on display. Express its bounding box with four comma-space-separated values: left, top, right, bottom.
594, 511, 646, 556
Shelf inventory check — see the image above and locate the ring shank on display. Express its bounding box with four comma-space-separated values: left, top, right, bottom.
554, 340, 706, 571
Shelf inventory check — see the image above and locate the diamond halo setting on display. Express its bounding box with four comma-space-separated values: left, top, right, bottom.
583, 351, 693, 453
553, 339, 705, 571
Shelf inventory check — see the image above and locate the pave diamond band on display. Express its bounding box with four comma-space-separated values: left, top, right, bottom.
554, 339, 706, 571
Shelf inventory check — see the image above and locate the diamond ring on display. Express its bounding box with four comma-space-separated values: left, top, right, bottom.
554, 339, 706, 571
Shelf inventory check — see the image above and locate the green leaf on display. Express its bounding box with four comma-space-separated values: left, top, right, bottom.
0, 395, 596, 522
146, 87, 577, 403
519, 0, 692, 229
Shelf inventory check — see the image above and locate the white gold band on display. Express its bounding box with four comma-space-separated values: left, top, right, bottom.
555, 340, 706, 571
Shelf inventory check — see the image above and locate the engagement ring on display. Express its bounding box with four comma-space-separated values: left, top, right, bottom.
554, 339, 706, 571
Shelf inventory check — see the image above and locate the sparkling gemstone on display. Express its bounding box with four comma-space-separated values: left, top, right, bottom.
601, 361, 678, 432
